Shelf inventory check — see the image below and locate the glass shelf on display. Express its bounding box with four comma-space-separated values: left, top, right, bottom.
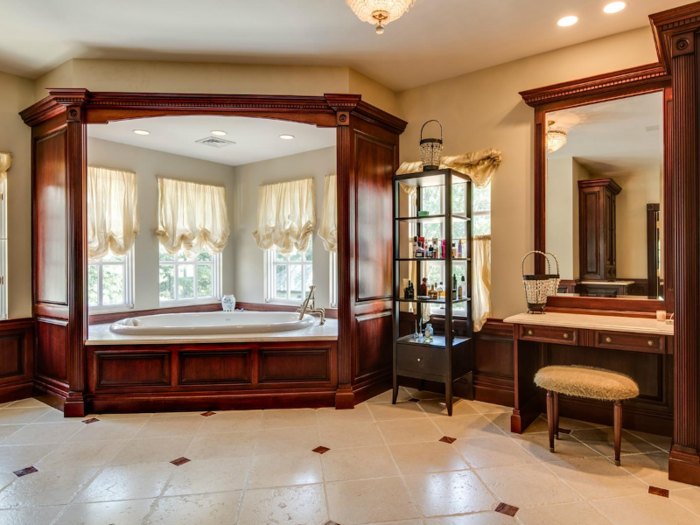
395, 214, 469, 222
395, 298, 470, 304
395, 169, 470, 187
396, 334, 471, 349
396, 258, 471, 262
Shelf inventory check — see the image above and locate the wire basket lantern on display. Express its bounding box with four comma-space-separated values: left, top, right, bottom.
420, 120, 443, 171
521, 251, 560, 314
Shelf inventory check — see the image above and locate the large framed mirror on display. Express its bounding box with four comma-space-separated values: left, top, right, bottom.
521, 65, 672, 313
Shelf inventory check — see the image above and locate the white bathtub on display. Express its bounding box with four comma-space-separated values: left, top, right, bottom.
109, 311, 314, 336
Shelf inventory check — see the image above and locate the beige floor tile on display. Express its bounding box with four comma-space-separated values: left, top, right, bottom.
0, 401, 16, 409
404, 387, 444, 400
260, 408, 318, 429
477, 463, 582, 508
6, 398, 50, 409
671, 487, 700, 516
391, 441, 469, 474
370, 521, 424, 525
0, 507, 63, 525
196, 411, 262, 434
454, 435, 538, 469
318, 421, 385, 449
147, 492, 242, 525
420, 398, 479, 417
366, 388, 413, 404
368, 401, 428, 421
71, 417, 150, 442
513, 431, 602, 462
0, 467, 97, 508
135, 415, 204, 439
37, 439, 126, 471
404, 470, 496, 517
321, 445, 397, 481
546, 456, 648, 500
426, 513, 516, 524
2, 422, 83, 446
238, 484, 328, 525
54, 499, 155, 525
432, 415, 505, 440
482, 413, 514, 434
31, 408, 72, 423
627, 430, 673, 453
0, 425, 23, 441
592, 493, 700, 525
0, 472, 16, 490
0, 443, 57, 472
327, 477, 419, 524
465, 400, 514, 415
247, 451, 322, 488
108, 436, 192, 466
556, 417, 609, 432
316, 403, 374, 425
185, 431, 256, 460
573, 428, 659, 457
76, 462, 174, 502
254, 426, 319, 456
619, 452, 689, 491
163, 457, 252, 496
0, 408, 51, 425
378, 418, 443, 445
517, 501, 613, 525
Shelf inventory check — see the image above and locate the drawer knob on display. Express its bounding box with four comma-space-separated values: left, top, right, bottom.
647, 340, 654, 347
417, 358, 422, 362
527, 330, 533, 336
605, 337, 612, 343
563, 333, 569, 339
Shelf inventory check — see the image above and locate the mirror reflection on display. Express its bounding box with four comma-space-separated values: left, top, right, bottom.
545, 92, 664, 298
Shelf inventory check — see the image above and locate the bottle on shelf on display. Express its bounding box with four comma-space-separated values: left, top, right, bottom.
458, 276, 465, 299
424, 323, 434, 343
457, 239, 463, 258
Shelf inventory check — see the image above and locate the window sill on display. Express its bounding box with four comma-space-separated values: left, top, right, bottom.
159, 298, 221, 308
88, 305, 135, 315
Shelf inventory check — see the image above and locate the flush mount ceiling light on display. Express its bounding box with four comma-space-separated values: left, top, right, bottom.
346, 0, 417, 34
133, 129, 150, 136
604, 2, 627, 14
210, 130, 227, 136
279, 134, 295, 140
547, 121, 568, 153
557, 15, 579, 27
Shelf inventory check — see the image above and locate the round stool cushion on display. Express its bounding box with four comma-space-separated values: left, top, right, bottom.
534, 366, 639, 401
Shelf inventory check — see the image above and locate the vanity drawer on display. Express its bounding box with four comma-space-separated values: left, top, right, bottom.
594, 331, 665, 354
396, 344, 446, 380
520, 325, 578, 345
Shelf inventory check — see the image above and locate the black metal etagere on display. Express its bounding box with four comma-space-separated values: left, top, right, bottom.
392, 168, 474, 416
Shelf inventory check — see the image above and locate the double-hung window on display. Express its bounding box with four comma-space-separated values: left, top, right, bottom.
265, 239, 313, 304
159, 245, 222, 304
88, 250, 134, 310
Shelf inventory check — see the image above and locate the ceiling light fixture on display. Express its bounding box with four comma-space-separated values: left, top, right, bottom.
557, 15, 579, 27
279, 134, 295, 140
604, 2, 627, 14
346, 0, 417, 34
211, 130, 227, 136
547, 121, 568, 153
133, 129, 150, 136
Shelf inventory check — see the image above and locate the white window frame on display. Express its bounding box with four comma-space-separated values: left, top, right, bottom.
473, 182, 492, 237
88, 248, 135, 313
159, 247, 222, 306
264, 245, 314, 305
329, 251, 338, 308
0, 178, 7, 320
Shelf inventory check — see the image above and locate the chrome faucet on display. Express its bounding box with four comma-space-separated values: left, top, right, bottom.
297, 285, 326, 325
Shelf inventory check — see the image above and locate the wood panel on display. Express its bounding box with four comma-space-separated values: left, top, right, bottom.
259, 347, 332, 383
0, 319, 34, 403
96, 352, 170, 387
35, 317, 68, 382
179, 350, 252, 385
355, 311, 393, 381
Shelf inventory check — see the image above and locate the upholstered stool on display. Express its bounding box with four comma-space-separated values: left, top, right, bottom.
534, 366, 639, 465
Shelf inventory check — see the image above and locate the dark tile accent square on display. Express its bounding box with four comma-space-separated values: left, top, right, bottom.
495, 502, 519, 517
558, 427, 572, 435
201, 411, 216, 417
648, 486, 670, 498
82, 417, 100, 424
170, 457, 191, 467
439, 436, 457, 444
13, 466, 38, 477
408, 398, 420, 403
313, 446, 331, 455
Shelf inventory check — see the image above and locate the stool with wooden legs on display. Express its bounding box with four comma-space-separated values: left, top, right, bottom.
534, 366, 640, 466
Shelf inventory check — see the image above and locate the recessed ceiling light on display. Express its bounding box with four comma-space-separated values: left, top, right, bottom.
557, 15, 579, 27
279, 134, 295, 140
604, 2, 627, 14
211, 130, 227, 136
133, 129, 150, 136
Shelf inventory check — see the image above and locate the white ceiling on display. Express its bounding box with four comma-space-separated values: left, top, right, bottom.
548, 91, 663, 176
88, 116, 336, 167
0, 0, 685, 91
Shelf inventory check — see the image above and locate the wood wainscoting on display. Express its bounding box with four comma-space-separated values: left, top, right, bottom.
0, 319, 34, 403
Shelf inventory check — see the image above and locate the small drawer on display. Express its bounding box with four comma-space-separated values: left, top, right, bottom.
396, 344, 446, 379
520, 325, 577, 345
594, 331, 665, 353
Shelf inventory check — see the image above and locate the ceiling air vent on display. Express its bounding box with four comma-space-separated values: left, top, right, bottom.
195, 136, 236, 148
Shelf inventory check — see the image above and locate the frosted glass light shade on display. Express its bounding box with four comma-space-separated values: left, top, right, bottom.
547, 130, 568, 153
346, 0, 417, 32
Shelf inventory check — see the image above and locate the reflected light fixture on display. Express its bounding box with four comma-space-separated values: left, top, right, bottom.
346, 0, 417, 34
279, 134, 295, 140
211, 130, 227, 136
604, 2, 627, 14
557, 15, 579, 27
546, 121, 568, 153
133, 129, 150, 136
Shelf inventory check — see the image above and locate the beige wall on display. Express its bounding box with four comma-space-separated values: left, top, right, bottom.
86, 137, 237, 316
397, 27, 658, 318
0, 71, 34, 319
546, 157, 576, 280
231, 147, 337, 309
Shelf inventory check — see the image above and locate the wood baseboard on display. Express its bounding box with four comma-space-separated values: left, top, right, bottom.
0, 381, 33, 404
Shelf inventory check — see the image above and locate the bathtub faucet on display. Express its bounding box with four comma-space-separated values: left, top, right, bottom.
297, 285, 326, 325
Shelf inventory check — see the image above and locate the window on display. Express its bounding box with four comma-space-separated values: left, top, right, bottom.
88, 249, 134, 311
473, 183, 492, 236
265, 239, 313, 304
159, 244, 221, 304
0, 176, 6, 320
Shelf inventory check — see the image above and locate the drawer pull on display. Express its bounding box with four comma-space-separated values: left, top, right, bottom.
527, 330, 534, 336
605, 337, 612, 343
563, 333, 569, 339
647, 340, 654, 347
417, 358, 422, 362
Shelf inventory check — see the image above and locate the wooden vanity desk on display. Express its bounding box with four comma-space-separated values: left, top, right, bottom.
504, 312, 674, 436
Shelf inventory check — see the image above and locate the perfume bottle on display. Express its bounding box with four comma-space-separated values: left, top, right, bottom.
424, 323, 434, 343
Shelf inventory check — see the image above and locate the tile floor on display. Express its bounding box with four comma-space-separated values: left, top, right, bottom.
0, 389, 696, 525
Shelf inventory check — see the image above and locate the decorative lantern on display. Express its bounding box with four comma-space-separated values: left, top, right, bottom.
420, 120, 443, 171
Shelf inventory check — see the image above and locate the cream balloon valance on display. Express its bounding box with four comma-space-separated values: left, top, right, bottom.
252, 178, 316, 255
155, 177, 230, 258
0, 152, 10, 184
87, 166, 140, 261
397, 148, 502, 189
318, 174, 337, 253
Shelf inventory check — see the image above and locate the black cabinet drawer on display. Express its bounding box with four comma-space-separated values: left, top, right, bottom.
396, 344, 446, 380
